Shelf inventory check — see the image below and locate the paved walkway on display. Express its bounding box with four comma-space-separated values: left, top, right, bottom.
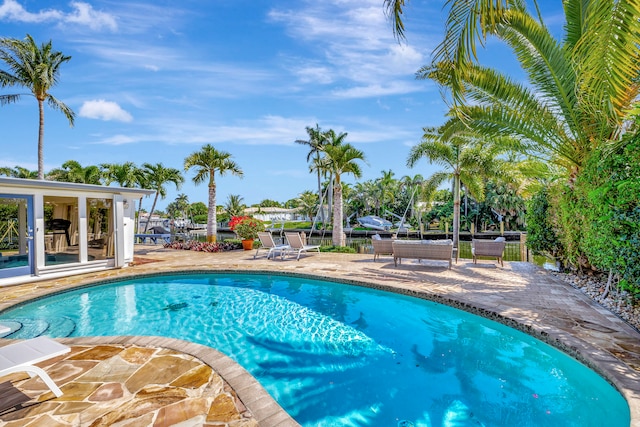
0, 246, 639, 426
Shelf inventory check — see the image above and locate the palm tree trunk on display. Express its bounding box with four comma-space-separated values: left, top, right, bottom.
316, 168, 325, 226
207, 181, 217, 243
332, 179, 344, 246
453, 173, 461, 251
136, 196, 143, 234
144, 192, 160, 232
37, 99, 45, 180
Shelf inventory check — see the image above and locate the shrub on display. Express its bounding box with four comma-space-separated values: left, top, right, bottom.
575, 135, 640, 293
229, 216, 265, 240
164, 240, 240, 252
320, 245, 357, 253
525, 188, 562, 257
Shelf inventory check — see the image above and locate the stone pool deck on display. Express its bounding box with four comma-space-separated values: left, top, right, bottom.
0, 245, 639, 426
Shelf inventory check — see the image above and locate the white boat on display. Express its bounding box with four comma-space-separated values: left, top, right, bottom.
356, 215, 393, 231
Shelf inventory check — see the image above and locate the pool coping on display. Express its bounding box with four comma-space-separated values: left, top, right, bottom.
0, 255, 639, 426
56, 335, 300, 426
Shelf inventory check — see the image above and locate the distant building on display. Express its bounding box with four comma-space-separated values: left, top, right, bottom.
243, 207, 305, 222
0, 177, 153, 286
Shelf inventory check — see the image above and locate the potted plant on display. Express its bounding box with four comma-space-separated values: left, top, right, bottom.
229, 216, 265, 250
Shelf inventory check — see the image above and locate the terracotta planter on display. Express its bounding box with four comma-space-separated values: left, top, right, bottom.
241, 239, 254, 250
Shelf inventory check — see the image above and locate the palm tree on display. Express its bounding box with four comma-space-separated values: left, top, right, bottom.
0, 166, 38, 178
297, 190, 319, 222
0, 34, 75, 179
224, 194, 246, 218
174, 193, 190, 220
321, 131, 366, 246
296, 124, 328, 225
385, 0, 640, 176
184, 144, 243, 243
101, 162, 140, 187
407, 119, 503, 251
376, 169, 398, 217
140, 163, 184, 232
47, 160, 102, 184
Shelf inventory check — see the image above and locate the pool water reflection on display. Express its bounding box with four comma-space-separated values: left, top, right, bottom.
0, 273, 629, 427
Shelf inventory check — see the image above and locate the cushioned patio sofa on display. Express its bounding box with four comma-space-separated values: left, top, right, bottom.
392, 239, 453, 269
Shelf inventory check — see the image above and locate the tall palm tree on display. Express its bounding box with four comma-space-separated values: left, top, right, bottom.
321, 132, 366, 246
0, 34, 75, 179
175, 193, 190, 220
385, 0, 640, 175
184, 144, 243, 243
296, 124, 328, 225
376, 169, 397, 217
140, 163, 184, 232
407, 118, 503, 250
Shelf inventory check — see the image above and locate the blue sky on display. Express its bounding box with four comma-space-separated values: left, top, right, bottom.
0, 0, 562, 212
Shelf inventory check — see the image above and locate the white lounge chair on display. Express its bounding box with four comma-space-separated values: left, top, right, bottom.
0, 336, 71, 397
255, 232, 290, 260
284, 232, 320, 261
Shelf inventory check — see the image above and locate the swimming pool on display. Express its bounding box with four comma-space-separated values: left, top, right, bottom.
0, 273, 630, 426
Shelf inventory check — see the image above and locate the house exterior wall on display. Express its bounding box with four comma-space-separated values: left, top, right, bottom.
0, 178, 152, 286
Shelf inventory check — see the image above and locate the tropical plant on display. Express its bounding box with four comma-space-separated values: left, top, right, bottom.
297, 190, 318, 221
296, 124, 328, 225
557, 134, 640, 293
407, 119, 503, 250
525, 187, 561, 257
184, 144, 243, 243
174, 193, 189, 219
101, 162, 140, 187
386, 0, 640, 176
224, 194, 246, 218
229, 216, 265, 240
47, 160, 102, 184
257, 199, 282, 208
0, 34, 75, 179
140, 162, 184, 232
0, 166, 38, 179
189, 201, 208, 217
321, 130, 366, 246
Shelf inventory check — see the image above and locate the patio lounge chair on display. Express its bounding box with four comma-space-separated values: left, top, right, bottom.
371, 236, 394, 261
284, 232, 320, 261
472, 237, 507, 267
0, 336, 71, 397
255, 232, 290, 260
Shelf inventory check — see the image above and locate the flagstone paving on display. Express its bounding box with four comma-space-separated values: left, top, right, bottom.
0, 245, 639, 426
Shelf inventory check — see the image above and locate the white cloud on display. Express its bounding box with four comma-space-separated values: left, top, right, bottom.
79, 100, 133, 122
0, 0, 117, 31
65, 2, 117, 31
0, 0, 62, 22
94, 134, 137, 146
268, 1, 428, 98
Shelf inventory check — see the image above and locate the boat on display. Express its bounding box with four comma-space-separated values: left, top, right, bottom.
356, 215, 393, 231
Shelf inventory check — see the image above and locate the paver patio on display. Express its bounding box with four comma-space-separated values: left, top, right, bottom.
0, 245, 639, 426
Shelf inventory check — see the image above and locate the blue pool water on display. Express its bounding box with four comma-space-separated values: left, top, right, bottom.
0, 273, 630, 426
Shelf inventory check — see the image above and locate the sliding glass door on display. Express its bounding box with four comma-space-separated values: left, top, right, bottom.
0, 195, 33, 278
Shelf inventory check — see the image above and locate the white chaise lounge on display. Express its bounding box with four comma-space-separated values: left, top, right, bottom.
0, 336, 71, 397
255, 232, 290, 260
284, 232, 320, 261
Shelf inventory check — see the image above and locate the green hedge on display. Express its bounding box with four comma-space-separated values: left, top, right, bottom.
525, 188, 562, 257
550, 134, 640, 294
575, 135, 640, 293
